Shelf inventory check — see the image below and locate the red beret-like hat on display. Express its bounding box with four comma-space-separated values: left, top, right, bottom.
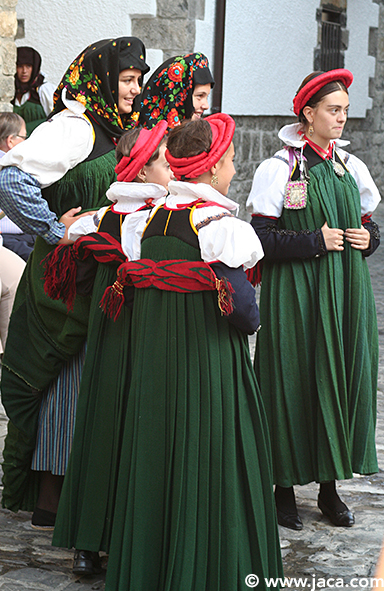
115, 120, 168, 182
165, 113, 235, 180
293, 69, 353, 116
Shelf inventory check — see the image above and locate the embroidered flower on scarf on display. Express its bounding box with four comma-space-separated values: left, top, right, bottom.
75, 93, 88, 107
86, 80, 99, 93
68, 66, 80, 87
167, 108, 180, 128
168, 63, 185, 83
131, 111, 139, 122
151, 107, 161, 120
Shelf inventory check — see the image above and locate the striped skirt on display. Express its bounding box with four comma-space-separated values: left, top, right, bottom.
31, 343, 86, 475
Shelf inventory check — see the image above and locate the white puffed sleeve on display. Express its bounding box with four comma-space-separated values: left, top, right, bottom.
193, 206, 264, 269
38, 81, 56, 116
0, 109, 94, 188
68, 207, 110, 241
344, 153, 381, 215
246, 151, 289, 218
121, 210, 154, 261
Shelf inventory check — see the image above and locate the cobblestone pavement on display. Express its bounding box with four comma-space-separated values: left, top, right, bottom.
0, 203, 383, 589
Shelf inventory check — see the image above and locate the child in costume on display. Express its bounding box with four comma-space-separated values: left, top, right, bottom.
102, 114, 283, 590
43, 120, 172, 575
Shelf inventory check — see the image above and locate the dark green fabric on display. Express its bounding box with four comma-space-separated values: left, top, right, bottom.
52, 263, 131, 553
2, 150, 116, 395
13, 101, 46, 134
105, 235, 282, 591
1, 150, 116, 512
256, 159, 378, 487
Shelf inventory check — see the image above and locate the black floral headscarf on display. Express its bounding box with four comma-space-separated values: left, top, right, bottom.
13, 46, 45, 105
51, 37, 150, 139
139, 53, 214, 130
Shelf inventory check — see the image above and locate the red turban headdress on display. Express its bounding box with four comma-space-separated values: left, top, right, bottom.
165, 113, 235, 180
293, 69, 353, 117
115, 120, 168, 182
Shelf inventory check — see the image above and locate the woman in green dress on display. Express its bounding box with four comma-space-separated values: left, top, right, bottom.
247, 69, 380, 530
12, 46, 55, 134
0, 37, 149, 528
104, 114, 282, 590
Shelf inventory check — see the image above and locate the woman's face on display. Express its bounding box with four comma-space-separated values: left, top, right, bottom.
214, 142, 236, 196
192, 83, 211, 120
143, 143, 174, 190
305, 90, 349, 148
17, 64, 33, 84
118, 68, 142, 114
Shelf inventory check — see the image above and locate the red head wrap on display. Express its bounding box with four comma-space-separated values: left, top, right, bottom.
293, 69, 353, 117
165, 113, 235, 180
115, 120, 168, 182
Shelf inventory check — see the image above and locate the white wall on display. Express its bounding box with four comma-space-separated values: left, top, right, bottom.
15, 0, 379, 119
219, 0, 378, 119
221, 0, 319, 116
345, 0, 379, 117
15, 0, 159, 87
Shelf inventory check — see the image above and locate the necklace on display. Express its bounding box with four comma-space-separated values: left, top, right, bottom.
303, 136, 345, 177
332, 146, 345, 177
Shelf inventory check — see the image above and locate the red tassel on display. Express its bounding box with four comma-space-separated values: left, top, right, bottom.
42, 245, 78, 311
216, 277, 234, 316
245, 261, 263, 286
99, 280, 125, 321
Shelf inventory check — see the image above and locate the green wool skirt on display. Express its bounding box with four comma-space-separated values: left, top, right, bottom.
1, 150, 116, 511
52, 263, 132, 553
105, 236, 283, 591
256, 159, 379, 487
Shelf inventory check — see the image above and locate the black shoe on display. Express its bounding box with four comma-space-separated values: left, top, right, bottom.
73, 550, 102, 575
317, 496, 355, 527
31, 507, 56, 531
276, 508, 303, 530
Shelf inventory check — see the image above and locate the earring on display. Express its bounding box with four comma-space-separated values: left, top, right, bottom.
211, 174, 218, 187
308, 124, 314, 137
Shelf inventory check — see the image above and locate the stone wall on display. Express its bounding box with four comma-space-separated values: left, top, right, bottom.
229, 0, 384, 221
0, 0, 17, 111
131, 0, 205, 61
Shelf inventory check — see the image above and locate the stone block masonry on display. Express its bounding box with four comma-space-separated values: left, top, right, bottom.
0, 0, 17, 111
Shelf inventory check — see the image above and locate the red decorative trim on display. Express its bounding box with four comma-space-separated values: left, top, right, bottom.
100, 258, 234, 320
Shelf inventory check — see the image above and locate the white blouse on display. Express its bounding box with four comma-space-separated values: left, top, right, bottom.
68, 182, 167, 261
246, 123, 381, 218
0, 89, 94, 188
164, 181, 264, 269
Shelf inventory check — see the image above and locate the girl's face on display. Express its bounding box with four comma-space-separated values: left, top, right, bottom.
17, 64, 33, 84
305, 90, 349, 149
214, 142, 236, 196
192, 83, 211, 119
143, 143, 174, 190
118, 68, 142, 114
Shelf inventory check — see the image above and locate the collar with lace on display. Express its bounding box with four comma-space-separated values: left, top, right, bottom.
167, 180, 239, 214
106, 182, 167, 213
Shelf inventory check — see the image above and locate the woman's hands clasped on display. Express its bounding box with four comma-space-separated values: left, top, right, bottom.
321, 221, 370, 252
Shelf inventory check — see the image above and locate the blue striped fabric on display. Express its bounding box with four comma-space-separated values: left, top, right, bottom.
0, 167, 65, 244
31, 343, 87, 475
